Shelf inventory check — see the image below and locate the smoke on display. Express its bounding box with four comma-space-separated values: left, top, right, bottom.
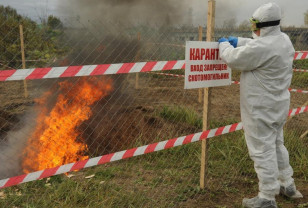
59, 0, 194, 26
57, 0, 252, 27
0, 112, 37, 179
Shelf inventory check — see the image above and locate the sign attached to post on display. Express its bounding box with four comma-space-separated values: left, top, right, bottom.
184, 41, 231, 89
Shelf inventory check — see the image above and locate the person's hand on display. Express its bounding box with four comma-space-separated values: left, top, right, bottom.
218, 37, 228, 44
228, 36, 238, 48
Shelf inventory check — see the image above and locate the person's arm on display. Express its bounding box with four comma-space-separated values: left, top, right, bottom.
237, 37, 253, 47
219, 40, 265, 71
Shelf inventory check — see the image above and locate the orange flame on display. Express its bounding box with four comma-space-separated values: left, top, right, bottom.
22, 77, 113, 173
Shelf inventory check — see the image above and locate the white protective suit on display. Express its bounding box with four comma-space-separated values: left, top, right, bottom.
219, 3, 295, 200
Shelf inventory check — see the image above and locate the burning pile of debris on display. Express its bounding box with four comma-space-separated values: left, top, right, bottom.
22, 77, 113, 173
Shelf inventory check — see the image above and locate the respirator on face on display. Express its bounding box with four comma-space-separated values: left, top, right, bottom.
249, 18, 280, 32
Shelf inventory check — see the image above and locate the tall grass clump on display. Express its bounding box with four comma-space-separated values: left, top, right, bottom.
159, 105, 202, 129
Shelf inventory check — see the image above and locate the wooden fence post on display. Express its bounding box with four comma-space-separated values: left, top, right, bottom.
200, 0, 216, 189
198, 26, 203, 103
19, 24, 28, 98
135, 32, 141, 89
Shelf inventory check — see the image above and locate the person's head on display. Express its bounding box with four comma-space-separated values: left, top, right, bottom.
250, 2, 281, 38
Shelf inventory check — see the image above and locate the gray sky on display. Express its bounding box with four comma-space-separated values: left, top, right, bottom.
0, 0, 307, 26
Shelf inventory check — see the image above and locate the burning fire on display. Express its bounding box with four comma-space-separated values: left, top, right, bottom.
22, 77, 113, 173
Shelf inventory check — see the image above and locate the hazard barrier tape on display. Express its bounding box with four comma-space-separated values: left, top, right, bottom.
146, 42, 185, 48
0, 106, 307, 189
293, 69, 308, 73
148, 72, 308, 94
0, 51, 307, 82
288, 106, 308, 117
151, 68, 308, 73
149, 72, 185, 78
288, 88, 308, 94
294, 51, 308, 60
0, 60, 185, 82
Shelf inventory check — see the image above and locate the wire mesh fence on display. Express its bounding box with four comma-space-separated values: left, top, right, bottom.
0, 8, 308, 208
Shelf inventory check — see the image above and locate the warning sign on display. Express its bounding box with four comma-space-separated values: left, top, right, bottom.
184, 41, 231, 89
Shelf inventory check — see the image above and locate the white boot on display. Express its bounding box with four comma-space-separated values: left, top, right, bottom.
280, 183, 303, 199
242, 196, 277, 208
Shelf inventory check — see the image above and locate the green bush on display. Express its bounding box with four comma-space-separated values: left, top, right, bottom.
0, 5, 68, 69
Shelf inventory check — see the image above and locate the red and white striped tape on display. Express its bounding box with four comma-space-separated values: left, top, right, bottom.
288, 106, 308, 117
149, 72, 185, 78
0, 60, 185, 82
0, 51, 307, 82
293, 69, 308, 73
288, 88, 308, 94
294, 51, 308, 60
0, 106, 307, 189
147, 42, 185, 48
148, 72, 308, 94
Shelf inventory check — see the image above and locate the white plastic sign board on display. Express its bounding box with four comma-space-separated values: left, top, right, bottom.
184, 41, 231, 89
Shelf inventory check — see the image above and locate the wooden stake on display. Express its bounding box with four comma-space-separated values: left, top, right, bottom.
300, 130, 308, 139
200, 0, 216, 189
198, 26, 203, 103
19, 24, 28, 98
135, 32, 141, 89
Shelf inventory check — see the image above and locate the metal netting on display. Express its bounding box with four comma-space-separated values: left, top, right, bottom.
0, 9, 307, 208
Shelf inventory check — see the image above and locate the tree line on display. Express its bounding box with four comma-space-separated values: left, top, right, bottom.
0, 5, 67, 70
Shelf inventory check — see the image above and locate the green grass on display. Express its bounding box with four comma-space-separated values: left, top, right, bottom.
0, 104, 307, 207
292, 59, 308, 88
159, 105, 203, 129
291, 71, 308, 88
1, 123, 307, 207
284, 130, 308, 180
294, 59, 308, 69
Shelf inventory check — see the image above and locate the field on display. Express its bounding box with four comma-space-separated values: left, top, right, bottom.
0, 69, 307, 207
0, 3, 307, 207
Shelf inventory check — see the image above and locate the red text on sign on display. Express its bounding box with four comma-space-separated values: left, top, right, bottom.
190, 48, 220, 60
190, 64, 227, 72
188, 73, 229, 82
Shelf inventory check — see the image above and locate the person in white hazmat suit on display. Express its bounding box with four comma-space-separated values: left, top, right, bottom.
218, 2, 303, 208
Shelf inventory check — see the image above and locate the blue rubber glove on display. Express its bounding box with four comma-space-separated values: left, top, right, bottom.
218, 37, 228, 44
228, 36, 238, 48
